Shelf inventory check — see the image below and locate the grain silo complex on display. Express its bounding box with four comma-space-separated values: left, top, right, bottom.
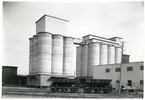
27, 15, 143, 91
27, 15, 75, 87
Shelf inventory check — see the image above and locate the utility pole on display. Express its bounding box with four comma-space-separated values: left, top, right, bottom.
118, 41, 124, 95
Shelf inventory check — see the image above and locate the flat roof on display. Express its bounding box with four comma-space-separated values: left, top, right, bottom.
83, 34, 109, 40
2, 66, 18, 68
35, 14, 69, 23
93, 61, 144, 67
109, 36, 123, 39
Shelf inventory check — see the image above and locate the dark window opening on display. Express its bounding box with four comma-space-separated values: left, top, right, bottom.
140, 66, 144, 70
127, 67, 133, 71
127, 80, 132, 86
116, 80, 120, 83
140, 80, 143, 85
116, 68, 121, 72
105, 68, 110, 73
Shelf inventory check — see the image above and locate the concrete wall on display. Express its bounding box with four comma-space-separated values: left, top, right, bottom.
27, 74, 40, 87
36, 15, 68, 35
27, 74, 51, 87
40, 74, 51, 87
93, 61, 144, 90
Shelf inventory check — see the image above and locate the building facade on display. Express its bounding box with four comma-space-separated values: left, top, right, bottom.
93, 61, 144, 90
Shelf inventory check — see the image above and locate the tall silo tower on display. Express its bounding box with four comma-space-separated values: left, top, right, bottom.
27, 15, 71, 88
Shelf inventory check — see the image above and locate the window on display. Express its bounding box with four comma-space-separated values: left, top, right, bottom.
105, 68, 110, 73
116, 80, 120, 83
140, 80, 143, 85
127, 80, 132, 86
140, 66, 144, 70
116, 68, 121, 72
127, 67, 133, 71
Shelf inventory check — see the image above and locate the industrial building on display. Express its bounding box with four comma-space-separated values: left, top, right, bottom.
93, 61, 143, 90
27, 15, 76, 88
27, 14, 143, 90
2, 66, 27, 86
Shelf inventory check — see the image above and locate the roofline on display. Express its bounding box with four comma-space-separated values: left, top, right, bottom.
93, 61, 144, 67
17, 75, 27, 77
35, 14, 69, 23
83, 34, 109, 40
123, 54, 130, 56
89, 38, 119, 45
2, 66, 18, 68
109, 36, 123, 39
64, 36, 74, 39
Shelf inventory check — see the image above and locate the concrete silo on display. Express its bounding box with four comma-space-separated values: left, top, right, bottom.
37, 32, 52, 75
51, 34, 63, 75
88, 42, 100, 77
63, 37, 74, 76
33, 35, 38, 74
100, 43, 108, 65
76, 46, 82, 77
81, 45, 88, 77
115, 47, 122, 64
108, 45, 115, 64
29, 38, 33, 75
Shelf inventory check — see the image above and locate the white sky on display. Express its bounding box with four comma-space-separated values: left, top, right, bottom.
3, 1, 144, 75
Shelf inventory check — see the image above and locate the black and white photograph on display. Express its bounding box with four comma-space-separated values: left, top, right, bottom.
2, 0, 144, 98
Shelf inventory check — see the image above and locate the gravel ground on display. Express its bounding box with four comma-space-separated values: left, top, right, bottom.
2, 86, 143, 98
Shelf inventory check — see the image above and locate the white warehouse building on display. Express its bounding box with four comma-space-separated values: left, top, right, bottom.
93, 61, 144, 90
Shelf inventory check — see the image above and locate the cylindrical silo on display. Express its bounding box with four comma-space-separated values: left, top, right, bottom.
37, 32, 52, 75
108, 45, 115, 64
88, 42, 100, 77
33, 35, 38, 74
115, 47, 122, 64
63, 37, 74, 76
76, 46, 82, 77
29, 37, 33, 75
52, 34, 63, 75
100, 43, 108, 65
81, 45, 88, 77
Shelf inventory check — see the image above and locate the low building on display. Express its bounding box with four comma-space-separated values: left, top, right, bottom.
2, 66, 18, 85
93, 61, 144, 90
2, 66, 27, 86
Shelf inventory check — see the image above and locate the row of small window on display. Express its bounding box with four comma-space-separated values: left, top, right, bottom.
116, 80, 143, 86
105, 66, 144, 73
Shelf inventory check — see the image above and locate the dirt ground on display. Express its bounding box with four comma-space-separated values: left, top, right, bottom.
2, 86, 143, 98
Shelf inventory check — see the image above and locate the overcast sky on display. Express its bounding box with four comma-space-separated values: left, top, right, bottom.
3, 1, 144, 75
